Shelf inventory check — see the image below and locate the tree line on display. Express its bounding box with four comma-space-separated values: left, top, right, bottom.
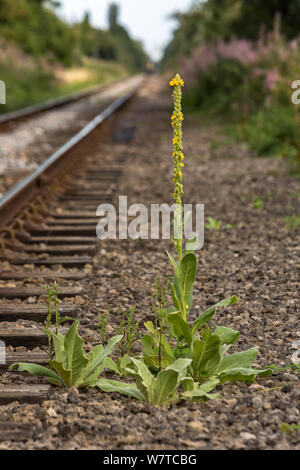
0, 0, 148, 71
162, 0, 300, 66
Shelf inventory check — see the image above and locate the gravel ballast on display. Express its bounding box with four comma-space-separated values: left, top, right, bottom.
0, 76, 299, 450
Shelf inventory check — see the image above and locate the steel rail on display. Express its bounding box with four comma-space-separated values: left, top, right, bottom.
0, 75, 129, 125
0, 84, 140, 230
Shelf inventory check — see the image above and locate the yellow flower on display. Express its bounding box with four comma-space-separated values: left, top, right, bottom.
170, 73, 184, 205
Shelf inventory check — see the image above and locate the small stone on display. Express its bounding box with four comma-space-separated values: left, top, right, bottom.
188, 421, 205, 433
240, 432, 256, 442
252, 396, 263, 409
47, 408, 57, 418
27, 296, 37, 304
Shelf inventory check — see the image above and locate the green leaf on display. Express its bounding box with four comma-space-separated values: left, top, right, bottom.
97, 379, 144, 400
125, 358, 155, 402
166, 358, 192, 374
161, 335, 176, 360
168, 312, 192, 344
170, 283, 182, 313
182, 379, 221, 402
144, 321, 157, 337
142, 334, 155, 355
152, 369, 179, 405
218, 367, 273, 385
216, 348, 273, 384
166, 251, 180, 277
86, 345, 104, 361
119, 354, 132, 374
214, 326, 240, 345
192, 327, 221, 379
182, 376, 195, 392
51, 331, 66, 363
185, 236, 197, 255
192, 296, 238, 334
217, 348, 258, 374
82, 335, 123, 386
103, 357, 120, 374
48, 360, 72, 387
10, 363, 63, 386
180, 253, 197, 311
64, 322, 88, 386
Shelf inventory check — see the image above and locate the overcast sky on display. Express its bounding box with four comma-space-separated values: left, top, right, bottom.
58, 0, 194, 60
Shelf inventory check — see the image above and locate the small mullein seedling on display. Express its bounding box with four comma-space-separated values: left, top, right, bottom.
205, 216, 222, 230
142, 275, 172, 372
44, 282, 74, 359
11, 283, 123, 388
280, 423, 300, 433
116, 307, 140, 356
97, 311, 110, 344
11, 323, 123, 388
103, 307, 140, 376
285, 215, 300, 230
253, 197, 263, 210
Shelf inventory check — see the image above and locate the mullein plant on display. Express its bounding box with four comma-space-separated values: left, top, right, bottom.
10, 76, 272, 404
98, 74, 272, 405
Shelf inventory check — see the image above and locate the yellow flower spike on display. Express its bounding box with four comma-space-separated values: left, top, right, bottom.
170, 73, 184, 206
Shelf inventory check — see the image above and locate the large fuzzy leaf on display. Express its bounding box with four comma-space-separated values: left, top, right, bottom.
217, 348, 258, 373
82, 335, 123, 386
192, 296, 238, 334
64, 322, 88, 386
125, 358, 155, 401
51, 331, 66, 363
168, 312, 192, 344
214, 326, 240, 345
142, 333, 175, 369
97, 379, 144, 400
180, 253, 197, 311
182, 378, 221, 402
10, 363, 63, 386
166, 358, 192, 373
152, 369, 179, 406
192, 327, 221, 379
48, 360, 72, 387
170, 283, 182, 313
103, 354, 131, 376
218, 367, 273, 384
216, 348, 272, 384
166, 251, 180, 279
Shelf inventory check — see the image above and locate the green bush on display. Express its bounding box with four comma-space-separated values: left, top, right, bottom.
241, 106, 299, 160
183, 59, 265, 114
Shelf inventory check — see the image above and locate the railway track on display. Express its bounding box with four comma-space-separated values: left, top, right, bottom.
0, 75, 130, 127
0, 75, 143, 422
